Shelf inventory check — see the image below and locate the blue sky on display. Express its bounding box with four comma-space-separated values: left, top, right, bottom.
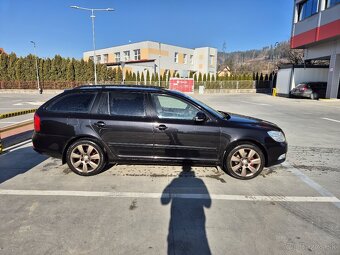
0, 0, 293, 59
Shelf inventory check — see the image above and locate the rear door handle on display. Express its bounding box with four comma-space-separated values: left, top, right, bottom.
94, 121, 106, 128
157, 124, 167, 131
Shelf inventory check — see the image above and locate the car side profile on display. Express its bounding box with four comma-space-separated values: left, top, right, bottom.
289, 82, 327, 100
32, 85, 287, 180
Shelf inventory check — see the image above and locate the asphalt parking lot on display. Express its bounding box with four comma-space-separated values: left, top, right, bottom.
0, 92, 339, 255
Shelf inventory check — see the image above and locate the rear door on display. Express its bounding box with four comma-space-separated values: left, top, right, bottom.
90, 91, 154, 160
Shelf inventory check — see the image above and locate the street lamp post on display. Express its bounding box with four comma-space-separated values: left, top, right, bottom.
70, 5, 114, 85
30, 41, 42, 94
158, 42, 161, 86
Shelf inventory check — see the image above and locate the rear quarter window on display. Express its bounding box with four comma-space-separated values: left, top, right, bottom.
47, 92, 96, 113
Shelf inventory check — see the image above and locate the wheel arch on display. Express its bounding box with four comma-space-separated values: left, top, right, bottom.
222, 139, 268, 168
62, 135, 110, 164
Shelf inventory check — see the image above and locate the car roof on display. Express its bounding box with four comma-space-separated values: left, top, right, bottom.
72, 84, 168, 93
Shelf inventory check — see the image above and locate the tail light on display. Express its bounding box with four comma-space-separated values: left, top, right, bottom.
34, 113, 41, 132
300, 84, 307, 91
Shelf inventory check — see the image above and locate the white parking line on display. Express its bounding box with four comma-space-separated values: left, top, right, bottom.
0, 189, 338, 203
239, 101, 270, 106
283, 162, 340, 208
322, 117, 340, 123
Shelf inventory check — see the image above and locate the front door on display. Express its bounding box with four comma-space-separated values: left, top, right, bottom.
150, 93, 220, 163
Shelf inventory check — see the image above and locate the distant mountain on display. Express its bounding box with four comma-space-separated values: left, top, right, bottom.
217, 41, 303, 74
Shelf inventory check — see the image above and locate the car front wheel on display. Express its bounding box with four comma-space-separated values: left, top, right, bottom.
66, 139, 106, 176
224, 143, 265, 180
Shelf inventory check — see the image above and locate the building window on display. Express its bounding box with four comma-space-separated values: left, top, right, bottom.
183, 54, 187, 64
190, 55, 194, 65
115, 52, 120, 62
134, 49, 141, 60
326, 0, 340, 8
103, 54, 108, 63
96, 55, 101, 63
124, 51, 130, 61
210, 55, 215, 65
174, 52, 179, 63
298, 0, 319, 21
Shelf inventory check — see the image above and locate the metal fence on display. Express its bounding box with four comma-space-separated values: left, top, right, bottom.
0, 80, 257, 90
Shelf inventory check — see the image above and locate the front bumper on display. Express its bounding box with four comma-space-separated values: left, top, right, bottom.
265, 140, 288, 167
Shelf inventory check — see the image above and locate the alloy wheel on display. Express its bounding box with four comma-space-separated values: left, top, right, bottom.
70, 144, 101, 173
230, 148, 262, 177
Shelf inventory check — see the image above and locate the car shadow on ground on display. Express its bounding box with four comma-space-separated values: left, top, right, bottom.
161, 165, 212, 255
0, 146, 48, 184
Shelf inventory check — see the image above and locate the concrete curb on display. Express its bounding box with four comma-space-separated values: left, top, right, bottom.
0, 89, 63, 94
0, 109, 37, 119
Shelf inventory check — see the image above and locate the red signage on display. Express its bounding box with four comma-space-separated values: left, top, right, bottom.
169, 78, 194, 93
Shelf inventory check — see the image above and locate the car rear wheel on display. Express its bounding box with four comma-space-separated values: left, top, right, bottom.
310, 93, 318, 100
224, 143, 265, 180
66, 139, 106, 176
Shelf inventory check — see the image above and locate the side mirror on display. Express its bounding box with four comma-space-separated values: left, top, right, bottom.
194, 112, 206, 122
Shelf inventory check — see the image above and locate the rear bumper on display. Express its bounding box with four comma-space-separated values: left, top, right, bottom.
32, 132, 66, 159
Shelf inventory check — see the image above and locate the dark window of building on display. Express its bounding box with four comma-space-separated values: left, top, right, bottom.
48, 93, 96, 113
326, 0, 340, 8
298, 0, 319, 21
109, 92, 145, 117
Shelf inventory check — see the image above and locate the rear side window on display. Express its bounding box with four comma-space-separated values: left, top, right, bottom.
48, 93, 96, 113
109, 92, 145, 117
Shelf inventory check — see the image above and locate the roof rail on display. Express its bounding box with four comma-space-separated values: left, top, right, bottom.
73, 84, 167, 90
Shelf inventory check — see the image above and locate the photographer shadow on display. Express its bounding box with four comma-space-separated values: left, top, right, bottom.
161, 165, 212, 255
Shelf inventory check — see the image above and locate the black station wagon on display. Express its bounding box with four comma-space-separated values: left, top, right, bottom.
32, 85, 287, 180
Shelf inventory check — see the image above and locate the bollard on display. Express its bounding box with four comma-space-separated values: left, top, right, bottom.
272, 88, 277, 97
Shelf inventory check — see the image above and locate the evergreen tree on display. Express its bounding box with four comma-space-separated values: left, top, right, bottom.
66, 60, 75, 81
137, 71, 140, 83
203, 74, 207, 81
198, 72, 202, 81
0, 53, 8, 80
132, 72, 137, 83
146, 70, 150, 85
141, 72, 145, 85
260, 73, 264, 81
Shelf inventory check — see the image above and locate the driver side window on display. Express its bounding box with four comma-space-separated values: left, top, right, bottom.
151, 94, 199, 120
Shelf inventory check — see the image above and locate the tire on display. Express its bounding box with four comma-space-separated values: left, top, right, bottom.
66, 139, 106, 176
224, 143, 265, 180
310, 93, 318, 100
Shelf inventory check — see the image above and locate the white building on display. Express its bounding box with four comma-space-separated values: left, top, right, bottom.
291, 0, 340, 98
83, 41, 217, 80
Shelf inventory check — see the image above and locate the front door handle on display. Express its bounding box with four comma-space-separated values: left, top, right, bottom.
95, 121, 106, 128
157, 124, 168, 131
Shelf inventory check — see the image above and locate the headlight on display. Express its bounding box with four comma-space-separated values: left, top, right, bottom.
267, 131, 286, 142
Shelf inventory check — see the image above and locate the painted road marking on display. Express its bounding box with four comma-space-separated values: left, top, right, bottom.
0, 189, 338, 203
239, 101, 270, 106
283, 162, 340, 208
322, 117, 340, 123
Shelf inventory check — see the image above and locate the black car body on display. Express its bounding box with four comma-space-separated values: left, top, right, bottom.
32, 85, 287, 179
290, 82, 327, 100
